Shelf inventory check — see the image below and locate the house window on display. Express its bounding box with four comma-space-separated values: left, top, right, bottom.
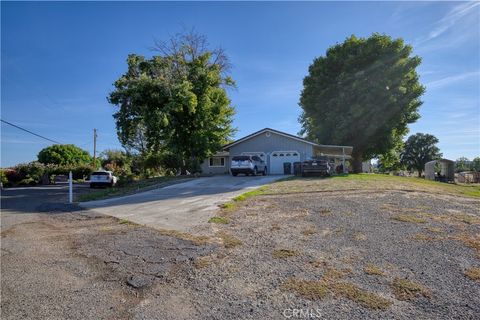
209, 157, 225, 167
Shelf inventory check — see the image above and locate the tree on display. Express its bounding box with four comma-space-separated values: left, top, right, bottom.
400, 133, 442, 177
377, 140, 404, 173
109, 30, 236, 173
38, 144, 92, 166
299, 33, 425, 173
472, 157, 480, 172
455, 157, 471, 172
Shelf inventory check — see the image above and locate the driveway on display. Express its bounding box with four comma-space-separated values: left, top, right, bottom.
80, 175, 285, 233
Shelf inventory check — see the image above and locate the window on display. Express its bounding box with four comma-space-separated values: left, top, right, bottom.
209, 157, 225, 167
279, 153, 284, 156
292, 153, 298, 156
286, 153, 291, 156
272, 153, 278, 157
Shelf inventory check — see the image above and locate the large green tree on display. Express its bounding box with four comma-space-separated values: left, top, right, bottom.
401, 133, 442, 177
109, 31, 236, 173
37, 144, 92, 166
299, 33, 425, 172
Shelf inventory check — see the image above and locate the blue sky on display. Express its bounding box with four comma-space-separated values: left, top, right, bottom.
1, 1, 479, 167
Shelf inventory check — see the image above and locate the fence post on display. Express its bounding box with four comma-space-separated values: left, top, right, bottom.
69, 171, 73, 203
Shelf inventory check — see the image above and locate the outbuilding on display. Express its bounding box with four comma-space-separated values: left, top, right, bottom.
200, 128, 353, 175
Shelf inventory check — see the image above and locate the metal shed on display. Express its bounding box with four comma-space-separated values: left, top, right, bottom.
425, 159, 455, 182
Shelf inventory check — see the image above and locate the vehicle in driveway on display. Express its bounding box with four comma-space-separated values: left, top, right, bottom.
89, 171, 117, 188
301, 156, 333, 177
230, 155, 267, 176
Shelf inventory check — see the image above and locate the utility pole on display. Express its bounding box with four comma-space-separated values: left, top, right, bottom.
93, 128, 98, 168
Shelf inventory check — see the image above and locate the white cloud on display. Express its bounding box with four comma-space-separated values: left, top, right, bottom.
425, 71, 480, 90
417, 2, 480, 45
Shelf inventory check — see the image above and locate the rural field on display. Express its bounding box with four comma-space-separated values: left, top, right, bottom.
2, 175, 479, 319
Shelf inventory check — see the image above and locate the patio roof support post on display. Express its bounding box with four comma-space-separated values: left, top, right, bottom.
342, 147, 346, 173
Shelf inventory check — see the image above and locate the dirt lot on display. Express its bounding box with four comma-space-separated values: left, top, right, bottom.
2, 176, 479, 319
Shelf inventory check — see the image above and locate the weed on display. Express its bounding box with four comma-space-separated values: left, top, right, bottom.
208, 216, 229, 224
390, 278, 431, 300
392, 214, 426, 224
464, 267, 480, 281
425, 227, 443, 233
364, 264, 385, 276
272, 249, 300, 259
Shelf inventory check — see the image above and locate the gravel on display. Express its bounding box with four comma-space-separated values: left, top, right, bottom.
2, 182, 479, 319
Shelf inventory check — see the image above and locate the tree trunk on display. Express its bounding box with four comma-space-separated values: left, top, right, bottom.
417, 170, 422, 178
351, 153, 363, 174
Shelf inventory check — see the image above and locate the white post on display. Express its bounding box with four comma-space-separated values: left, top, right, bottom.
69, 171, 73, 203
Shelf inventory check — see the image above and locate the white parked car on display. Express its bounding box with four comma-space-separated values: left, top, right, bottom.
230, 155, 267, 176
89, 171, 117, 188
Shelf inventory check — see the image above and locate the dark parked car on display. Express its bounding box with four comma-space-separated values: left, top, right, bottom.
301, 156, 333, 177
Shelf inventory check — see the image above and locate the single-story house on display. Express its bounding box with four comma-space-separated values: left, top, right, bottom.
200, 128, 353, 175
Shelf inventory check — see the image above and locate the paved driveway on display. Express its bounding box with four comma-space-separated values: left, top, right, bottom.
80, 175, 285, 232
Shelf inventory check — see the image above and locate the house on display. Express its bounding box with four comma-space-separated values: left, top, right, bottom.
200, 128, 353, 175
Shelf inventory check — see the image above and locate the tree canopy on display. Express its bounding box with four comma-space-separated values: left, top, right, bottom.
400, 133, 442, 177
37, 144, 92, 166
455, 157, 471, 173
108, 31, 236, 173
299, 33, 425, 172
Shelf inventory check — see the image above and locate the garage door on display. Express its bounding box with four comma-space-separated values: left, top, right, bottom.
269, 151, 300, 174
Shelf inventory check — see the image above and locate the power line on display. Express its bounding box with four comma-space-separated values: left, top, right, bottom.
1, 119, 62, 144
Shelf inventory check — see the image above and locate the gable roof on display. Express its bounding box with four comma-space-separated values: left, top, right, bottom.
222, 128, 353, 154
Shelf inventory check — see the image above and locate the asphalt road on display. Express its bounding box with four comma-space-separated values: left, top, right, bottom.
80, 175, 286, 232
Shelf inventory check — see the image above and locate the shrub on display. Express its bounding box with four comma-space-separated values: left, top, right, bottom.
16, 162, 45, 183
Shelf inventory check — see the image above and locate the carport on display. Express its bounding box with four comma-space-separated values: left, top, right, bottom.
313, 145, 353, 173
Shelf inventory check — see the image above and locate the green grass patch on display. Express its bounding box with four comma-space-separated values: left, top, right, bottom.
208, 216, 229, 224
232, 186, 269, 202
77, 176, 188, 202
118, 218, 137, 226
267, 174, 480, 198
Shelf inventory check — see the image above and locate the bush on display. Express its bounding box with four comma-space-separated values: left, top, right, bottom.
18, 178, 36, 186
16, 162, 45, 183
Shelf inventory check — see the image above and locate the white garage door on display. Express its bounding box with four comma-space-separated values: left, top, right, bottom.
269, 151, 300, 174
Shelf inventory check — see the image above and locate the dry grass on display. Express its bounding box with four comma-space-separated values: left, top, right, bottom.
301, 226, 316, 236
318, 208, 332, 216
194, 256, 213, 269
323, 267, 352, 279
332, 282, 392, 310
353, 233, 367, 241
284, 278, 329, 299
270, 223, 281, 231
216, 231, 242, 248
450, 233, 480, 255
272, 249, 300, 259
425, 227, 443, 233
285, 270, 392, 310
464, 267, 480, 281
158, 229, 211, 246
392, 214, 426, 224
412, 233, 438, 241
390, 278, 431, 300
118, 219, 138, 226
364, 264, 385, 276
453, 213, 480, 225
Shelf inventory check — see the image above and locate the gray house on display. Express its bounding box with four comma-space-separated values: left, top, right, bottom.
200, 128, 353, 175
